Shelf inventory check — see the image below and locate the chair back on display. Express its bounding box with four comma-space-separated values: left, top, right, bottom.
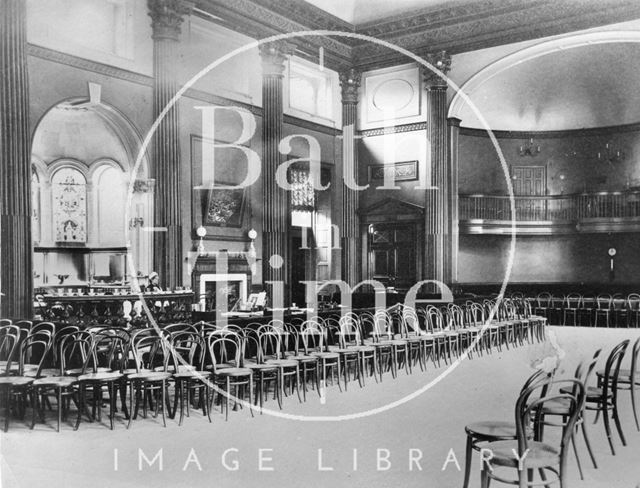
207, 336, 244, 372
565, 293, 582, 309
627, 293, 640, 312
536, 292, 552, 308
602, 340, 631, 399
170, 331, 206, 371
518, 380, 584, 461
596, 294, 613, 310
17, 332, 53, 377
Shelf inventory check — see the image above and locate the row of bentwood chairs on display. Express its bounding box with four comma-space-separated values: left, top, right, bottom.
0, 300, 546, 431
463, 335, 640, 488
533, 292, 640, 327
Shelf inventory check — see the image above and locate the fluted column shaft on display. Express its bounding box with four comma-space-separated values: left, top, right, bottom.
339, 69, 361, 287
260, 42, 295, 307
423, 52, 452, 285
148, 0, 191, 290
1, 0, 32, 319
448, 117, 461, 284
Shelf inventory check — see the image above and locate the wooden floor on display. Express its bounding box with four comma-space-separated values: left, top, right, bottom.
2, 326, 640, 488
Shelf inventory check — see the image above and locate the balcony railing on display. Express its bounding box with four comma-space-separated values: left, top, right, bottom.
460, 191, 640, 222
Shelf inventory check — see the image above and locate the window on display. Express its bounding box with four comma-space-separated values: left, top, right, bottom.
52, 167, 87, 243
96, 165, 126, 244
287, 59, 335, 121
31, 170, 41, 244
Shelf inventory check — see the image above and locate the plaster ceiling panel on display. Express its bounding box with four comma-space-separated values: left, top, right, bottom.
452, 41, 640, 131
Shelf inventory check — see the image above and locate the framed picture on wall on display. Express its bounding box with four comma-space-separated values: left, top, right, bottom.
368, 160, 418, 183
191, 135, 250, 237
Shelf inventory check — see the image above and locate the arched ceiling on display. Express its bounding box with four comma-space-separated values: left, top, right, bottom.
32, 103, 129, 165
450, 33, 640, 131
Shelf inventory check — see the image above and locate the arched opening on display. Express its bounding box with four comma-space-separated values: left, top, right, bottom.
31, 99, 152, 289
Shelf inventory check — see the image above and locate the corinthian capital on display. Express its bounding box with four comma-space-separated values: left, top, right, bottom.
148, 0, 193, 41
259, 41, 297, 77
423, 50, 452, 90
339, 68, 362, 105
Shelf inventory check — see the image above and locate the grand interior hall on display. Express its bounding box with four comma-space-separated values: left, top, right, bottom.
2, 1, 640, 487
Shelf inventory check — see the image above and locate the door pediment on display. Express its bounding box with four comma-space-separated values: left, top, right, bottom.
360, 198, 424, 223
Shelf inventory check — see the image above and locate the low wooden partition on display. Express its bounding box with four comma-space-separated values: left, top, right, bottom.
38, 291, 194, 327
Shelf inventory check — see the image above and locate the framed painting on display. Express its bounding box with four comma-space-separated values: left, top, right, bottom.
368, 160, 418, 183
191, 134, 250, 237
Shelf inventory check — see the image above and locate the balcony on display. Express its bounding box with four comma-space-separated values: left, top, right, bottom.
459, 190, 640, 234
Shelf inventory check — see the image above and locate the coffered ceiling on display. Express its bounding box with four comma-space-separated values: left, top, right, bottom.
196, 0, 640, 70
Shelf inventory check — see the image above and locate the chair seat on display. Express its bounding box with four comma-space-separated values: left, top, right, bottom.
66, 367, 111, 376
539, 397, 572, 415
173, 370, 210, 380
215, 367, 252, 377
77, 371, 123, 382
310, 351, 340, 360
285, 354, 318, 362
354, 345, 376, 353
244, 362, 279, 371
485, 440, 560, 469
331, 348, 360, 355
0, 376, 34, 386
465, 420, 516, 440
266, 359, 299, 368
32, 376, 77, 387
127, 371, 173, 381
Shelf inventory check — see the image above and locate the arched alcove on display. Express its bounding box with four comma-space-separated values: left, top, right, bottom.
31, 99, 152, 288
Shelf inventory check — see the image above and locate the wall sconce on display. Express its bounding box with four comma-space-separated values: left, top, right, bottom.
129, 217, 144, 229
196, 226, 206, 254
519, 138, 541, 157
598, 142, 625, 165
247, 228, 257, 276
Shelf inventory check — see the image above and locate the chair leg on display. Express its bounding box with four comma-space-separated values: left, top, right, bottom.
631, 381, 640, 431
612, 400, 627, 446
571, 429, 584, 480
602, 406, 616, 455
581, 417, 598, 469
462, 435, 473, 488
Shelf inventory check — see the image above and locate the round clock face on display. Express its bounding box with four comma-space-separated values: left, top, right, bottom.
608, 248, 617, 257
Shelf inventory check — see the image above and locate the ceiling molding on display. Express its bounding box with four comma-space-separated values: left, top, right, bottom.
195, 0, 640, 71
195, 0, 354, 69
459, 121, 640, 139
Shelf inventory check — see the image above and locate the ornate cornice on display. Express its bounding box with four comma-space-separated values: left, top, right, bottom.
27, 44, 153, 86
283, 114, 341, 136
460, 121, 640, 139
422, 51, 451, 89
148, 0, 194, 41
359, 122, 427, 138
339, 68, 361, 105
259, 40, 296, 76
196, 0, 353, 70
351, 0, 640, 70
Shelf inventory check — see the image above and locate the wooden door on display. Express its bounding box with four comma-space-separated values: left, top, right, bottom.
369, 223, 416, 289
512, 166, 546, 219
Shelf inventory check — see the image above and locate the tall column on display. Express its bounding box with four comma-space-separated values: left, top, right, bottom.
339, 68, 362, 287
260, 41, 295, 307
148, 0, 191, 290
448, 117, 461, 285
423, 51, 452, 285
0, 0, 32, 319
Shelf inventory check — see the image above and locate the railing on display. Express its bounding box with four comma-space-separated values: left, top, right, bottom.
460, 190, 640, 222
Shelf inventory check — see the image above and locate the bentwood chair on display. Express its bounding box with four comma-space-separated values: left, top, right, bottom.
207, 335, 254, 421
169, 331, 211, 425
243, 333, 282, 411
596, 336, 640, 432
563, 293, 581, 326
74, 332, 126, 430
462, 369, 553, 488
0, 333, 52, 431
30, 332, 85, 431
282, 324, 320, 401
586, 339, 630, 455
480, 379, 585, 488
594, 294, 613, 328
627, 294, 640, 328
539, 350, 601, 480
300, 321, 341, 393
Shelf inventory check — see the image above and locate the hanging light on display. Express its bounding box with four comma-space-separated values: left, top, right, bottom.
518, 138, 541, 157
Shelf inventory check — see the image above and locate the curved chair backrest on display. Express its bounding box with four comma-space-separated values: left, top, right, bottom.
627, 293, 640, 311
18, 332, 53, 377
128, 333, 168, 373
0, 325, 20, 374
596, 294, 613, 309
602, 340, 631, 398
565, 293, 582, 308
518, 379, 584, 459
536, 292, 552, 308
628, 337, 640, 386
170, 331, 206, 370
29, 321, 55, 337
207, 336, 243, 372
